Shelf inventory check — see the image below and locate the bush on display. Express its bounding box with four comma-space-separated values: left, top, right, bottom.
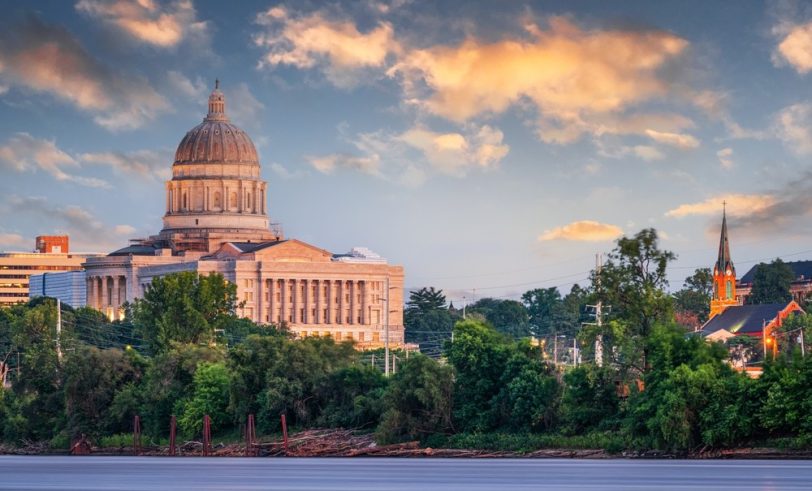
177, 362, 231, 437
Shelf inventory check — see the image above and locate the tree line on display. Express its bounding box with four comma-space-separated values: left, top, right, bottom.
1, 229, 811, 453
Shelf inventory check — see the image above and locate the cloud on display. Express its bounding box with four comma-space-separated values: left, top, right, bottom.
632, 145, 665, 161
0, 15, 169, 130
307, 153, 381, 175
388, 16, 692, 142
254, 6, 399, 88
774, 21, 812, 74
775, 102, 812, 155
0, 133, 109, 187
226, 83, 265, 128
397, 124, 509, 175
269, 162, 306, 179
76, 0, 210, 49
167, 70, 206, 99
665, 194, 776, 218
717, 147, 733, 169
644, 129, 700, 149
539, 220, 623, 241
79, 149, 171, 180
3, 195, 136, 250
0, 233, 27, 249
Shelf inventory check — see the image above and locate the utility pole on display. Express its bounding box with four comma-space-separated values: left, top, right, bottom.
762, 319, 767, 360
462, 296, 467, 319
56, 299, 63, 364
594, 253, 603, 367
553, 331, 558, 367
573, 338, 578, 366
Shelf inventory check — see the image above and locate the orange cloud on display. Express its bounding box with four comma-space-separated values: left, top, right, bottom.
254, 6, 398, 87
389, 17, 690, 142
665, 194, 776, 218
0, 133, 109, 187
398, 124, 509, 175
644, 129, 700, 149
774, 21, 812, 74
76, 0, 209, 48
539, 220, 623, 241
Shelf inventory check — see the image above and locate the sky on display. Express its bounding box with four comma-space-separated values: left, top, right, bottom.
1, 0, 812, 304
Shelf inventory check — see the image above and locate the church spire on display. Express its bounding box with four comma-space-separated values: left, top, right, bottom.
716, 201, 734, 275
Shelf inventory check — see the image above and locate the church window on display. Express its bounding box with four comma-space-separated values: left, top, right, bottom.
713, 282, 718, 300
726, 280, 733, 299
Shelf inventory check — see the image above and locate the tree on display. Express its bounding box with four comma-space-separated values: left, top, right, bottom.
316, 365, 388, 429
376, 354, 454, 444
673, 268, 712, 328
132, 272, 240, 353
559, 365, 620, 434
177, 362, 232, 436
595, 229, 676, 371
748, 259, 794, 305
466, 298, 530, 338
404, 287, 455, 353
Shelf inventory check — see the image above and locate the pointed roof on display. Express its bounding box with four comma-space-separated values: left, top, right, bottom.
716, 203, 735, 274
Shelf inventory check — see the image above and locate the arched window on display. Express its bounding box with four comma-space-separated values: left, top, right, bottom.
182, 192, 188, 210
713, 282, 718, 300
726, 280, 733, 299
213, 191, 222, 209
230, 192, 238, 208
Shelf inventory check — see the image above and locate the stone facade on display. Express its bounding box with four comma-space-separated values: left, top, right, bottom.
82, 82, 405, 348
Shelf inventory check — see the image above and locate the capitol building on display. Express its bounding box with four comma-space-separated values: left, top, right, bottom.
82, 82, 404, 349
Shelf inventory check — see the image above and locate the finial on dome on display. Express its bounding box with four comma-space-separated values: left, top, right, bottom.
206, 78, 228, 121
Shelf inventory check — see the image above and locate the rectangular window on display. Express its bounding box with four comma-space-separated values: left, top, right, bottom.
245, 292, 253, 302
372, 332, 380, 343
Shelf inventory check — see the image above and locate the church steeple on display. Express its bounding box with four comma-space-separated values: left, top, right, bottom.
710, 202, 739, 318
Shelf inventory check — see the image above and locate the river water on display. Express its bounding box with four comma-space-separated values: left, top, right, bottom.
0, 456, 809, 490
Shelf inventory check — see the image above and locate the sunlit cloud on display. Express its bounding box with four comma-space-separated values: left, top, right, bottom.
398, 124, 509, 175
76, 0, 210, 49
307, 153, 381, 175
0, 133, 109, 188
167, 70, 206, 99
539, 220, 623, 241
717, 147, 733, 169
79, 149, 171, 180
644, 129, 700, 149
0, 233, 28, 249
254, 5, 399, 88
665, 194, 776, 218
774, 20, 812, 74
0, 16, 169, 130
775, 102, 812, 155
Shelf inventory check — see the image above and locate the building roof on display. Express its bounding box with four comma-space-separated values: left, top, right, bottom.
228, 240, 287, 253
173, 81, 259, 166
701, 303, 789, 336
108, 244, 159, 256
740, 260, 812, 284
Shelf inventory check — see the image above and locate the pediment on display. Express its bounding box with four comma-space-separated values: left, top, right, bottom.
253, 239, 333, 262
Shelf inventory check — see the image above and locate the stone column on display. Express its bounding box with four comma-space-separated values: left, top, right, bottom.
301, 279, 308, 324
266, 279, 274, 325
313, 280, 320, 324
362, 281, 371, 325
112, 276, 121, 320
291, 279, 299, 324
86, 277, 94, 309
349, 281, 356, 325
100, 276, 109, 313
279, 279, 287, 325
324, 280, 331, 324
336, 280, 344, 324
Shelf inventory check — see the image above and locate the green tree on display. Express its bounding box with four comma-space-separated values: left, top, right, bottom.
673, 268, 712, 327
559, 365, 620, 434
132, 272, 240, 353
177, 362, 232, 436
495, 350, 559, 432
466, 298, 530, 338
748, 259, 795, 305
376, 354, 454, 444
316, 365, 388, 429
404, 287, 455, 353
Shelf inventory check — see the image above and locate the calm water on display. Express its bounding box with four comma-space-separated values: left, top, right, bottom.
0, 456, 810, 490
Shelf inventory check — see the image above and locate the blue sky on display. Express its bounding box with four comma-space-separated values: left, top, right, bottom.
1, 0, 812, 303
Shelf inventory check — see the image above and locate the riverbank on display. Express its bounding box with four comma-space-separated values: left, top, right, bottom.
2, 428, 812, 459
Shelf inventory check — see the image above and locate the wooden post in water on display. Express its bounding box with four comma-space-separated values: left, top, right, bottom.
245, 414, 257, 457
133, 415, 142, 456
281, 413, 289, 455
202, 415, 212, 456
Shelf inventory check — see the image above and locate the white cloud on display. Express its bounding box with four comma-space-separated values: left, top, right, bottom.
632, 145, 665, 161
0, 16, 168, 130
539, 220, 623, 242
254, 6, 398, 88
113, 224, 136, 235
269, 162, 306, 179
226, 83, 265, 128
397, 124, 509, 175
0, 233, 27, 249
0, 133, 109, 187
717, 147, 733, 169
775, 102, 812, 155
665, 193, 776, 218
644, 129, 700, 149
167, 70, 206, 99
307, 153, 381, 175
76, 0, 210, 49
79, 149, 171, 180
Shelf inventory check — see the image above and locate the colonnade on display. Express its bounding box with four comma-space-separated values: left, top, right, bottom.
259, 278, 378, 327
86, 275, 127, 320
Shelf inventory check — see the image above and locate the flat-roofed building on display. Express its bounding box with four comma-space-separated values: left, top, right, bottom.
0, 236, 102, 306
28, 270, 88, 308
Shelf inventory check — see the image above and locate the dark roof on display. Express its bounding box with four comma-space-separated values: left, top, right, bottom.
229, 240, 286, 253
108, 244, 159, 256
701, 303, 788, 335
740, 260, 812, 284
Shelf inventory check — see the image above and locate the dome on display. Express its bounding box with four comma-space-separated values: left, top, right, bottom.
173, 80, 259, 165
